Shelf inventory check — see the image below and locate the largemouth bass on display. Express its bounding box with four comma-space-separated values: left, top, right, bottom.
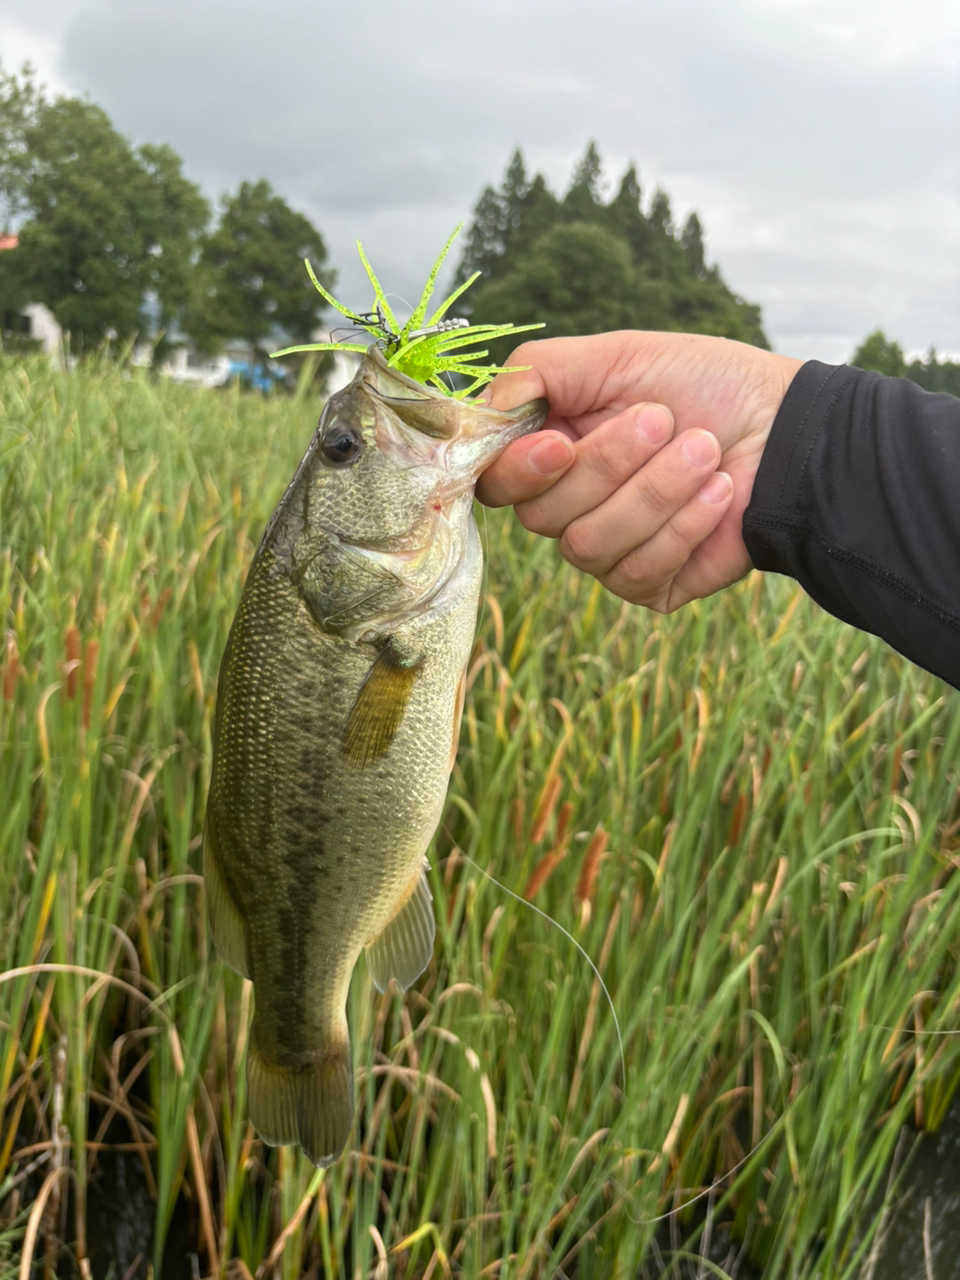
204, 345, 547, 1166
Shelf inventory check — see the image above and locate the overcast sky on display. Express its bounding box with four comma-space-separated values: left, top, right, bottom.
1, 0, 958, 362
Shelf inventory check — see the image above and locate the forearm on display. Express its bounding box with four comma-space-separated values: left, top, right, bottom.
743, 361, 960, 688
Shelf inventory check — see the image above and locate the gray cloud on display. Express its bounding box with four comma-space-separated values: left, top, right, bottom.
1, 0, 957, 359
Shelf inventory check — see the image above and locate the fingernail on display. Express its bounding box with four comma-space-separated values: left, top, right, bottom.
699, 472, 732, 504
636, 406, 672, 444
528, 435, 573, 476
682, 430, 718, 467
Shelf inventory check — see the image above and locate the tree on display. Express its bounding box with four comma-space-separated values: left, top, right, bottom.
562, 141, 604, 221
453, 184, 505, 286
648, 187, 674, 238
186, 180, 332, 366
681, 212, 706, 277
453, 149, 555, 289
135, 143, 211, 361
606, 164, 650, 261
851, 329, 906, 377
500, 148, 530, 240
455, 146, 769, 349
0, 61, 42, 228
467, 222, 644, 357
905, 347, 960, 396
5, 91, 209, 349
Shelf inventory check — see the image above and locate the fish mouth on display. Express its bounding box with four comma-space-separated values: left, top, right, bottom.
361, 344, 548, 475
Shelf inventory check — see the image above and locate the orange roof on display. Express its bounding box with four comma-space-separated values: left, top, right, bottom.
0, 233, 17, 251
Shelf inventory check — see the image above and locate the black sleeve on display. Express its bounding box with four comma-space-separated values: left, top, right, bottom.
742, 360, 960, 689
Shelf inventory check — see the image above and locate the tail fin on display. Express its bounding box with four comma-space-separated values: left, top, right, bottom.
247, 1036, 354, 1168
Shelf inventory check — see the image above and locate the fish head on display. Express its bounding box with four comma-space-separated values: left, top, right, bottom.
266, 346, 547, 635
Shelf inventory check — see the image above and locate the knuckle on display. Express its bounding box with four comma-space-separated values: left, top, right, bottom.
632, 469, 674, 514
560, 519, 604, 567
601, 567, 669, 612
587, 430, 632, 485
516, 497, 559, 538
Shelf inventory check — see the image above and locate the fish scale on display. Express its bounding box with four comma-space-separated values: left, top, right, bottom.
204, 345, 547, 1165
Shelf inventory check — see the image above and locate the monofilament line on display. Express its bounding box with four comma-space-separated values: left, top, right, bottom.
462, 854, 627, 1090
462, 855, 783, 1227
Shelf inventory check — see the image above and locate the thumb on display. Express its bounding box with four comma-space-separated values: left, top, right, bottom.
480, 365, 548, 411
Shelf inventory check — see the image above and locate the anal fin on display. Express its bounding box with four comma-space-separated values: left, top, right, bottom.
203, 814, 250, 978
365, 861, 436, 993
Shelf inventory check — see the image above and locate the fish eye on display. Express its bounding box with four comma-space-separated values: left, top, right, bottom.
320, 422, 363, 465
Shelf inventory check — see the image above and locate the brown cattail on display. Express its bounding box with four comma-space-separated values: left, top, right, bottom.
64, 625, 81, 699
83, 638, 99, 729
529, 773, 562, 845
576, 828, 608, 905
554, 801, 574, 847
511, 796, 526, 843
523, 848, 565, 901
726, 792, 748, 847
147, 586, 172, 632
3, 633, 18, 701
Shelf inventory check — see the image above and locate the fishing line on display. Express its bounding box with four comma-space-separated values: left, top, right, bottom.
447, 855, 790, 1232
627, 1137, 776, 1227
460, 853, 627, 1090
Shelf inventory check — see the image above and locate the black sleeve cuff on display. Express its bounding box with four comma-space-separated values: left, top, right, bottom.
742, 360, 960, 688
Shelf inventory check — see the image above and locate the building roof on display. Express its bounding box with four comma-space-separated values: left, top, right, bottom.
0, 233, 18, 251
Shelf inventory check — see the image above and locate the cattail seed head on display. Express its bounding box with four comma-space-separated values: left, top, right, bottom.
576, 828, 608, 905
3, 633, 19, 701
64, 625, 81, 699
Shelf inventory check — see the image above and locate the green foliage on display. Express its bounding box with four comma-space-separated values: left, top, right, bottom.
906, 348, 960, 396
851, 329, 907, 377
1, 78, 209, 350
0, 64, 332, 368
3, 357, 960, 1276
467, 221, 645, 340
456, 144, 770, 358
273, 225, 544, 397
185, 178, 332, 366
850, 331, 960, 396
0, 60, 43, 228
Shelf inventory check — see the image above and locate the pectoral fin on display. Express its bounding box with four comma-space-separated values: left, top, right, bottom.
365, 862, 436, 993
203, 815, 251, 979
342, 639, 422, 767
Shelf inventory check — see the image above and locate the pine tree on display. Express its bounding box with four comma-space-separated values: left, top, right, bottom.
648, 187, 674, 237
681, 212, 706, 277
454, 146, 769, 349
500, 148, 529, 239
563, 141, 604, 222
606, 164, 649, 259
453, 184, 505, 286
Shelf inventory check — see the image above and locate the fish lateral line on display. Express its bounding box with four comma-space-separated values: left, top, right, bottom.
460, 853, 626, 1091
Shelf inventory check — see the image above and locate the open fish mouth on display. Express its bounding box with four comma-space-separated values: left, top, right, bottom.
362, 344, 549, 475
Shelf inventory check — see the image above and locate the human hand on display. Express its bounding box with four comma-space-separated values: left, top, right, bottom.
477, 331, 803, 611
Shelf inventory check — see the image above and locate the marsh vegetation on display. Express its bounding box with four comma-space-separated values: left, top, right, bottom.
2, 356, 960, 1278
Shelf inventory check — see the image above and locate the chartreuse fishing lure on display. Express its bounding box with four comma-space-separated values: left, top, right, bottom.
272, 224, 544, 397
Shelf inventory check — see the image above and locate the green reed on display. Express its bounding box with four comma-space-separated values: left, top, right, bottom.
1, 353, 959, 1278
